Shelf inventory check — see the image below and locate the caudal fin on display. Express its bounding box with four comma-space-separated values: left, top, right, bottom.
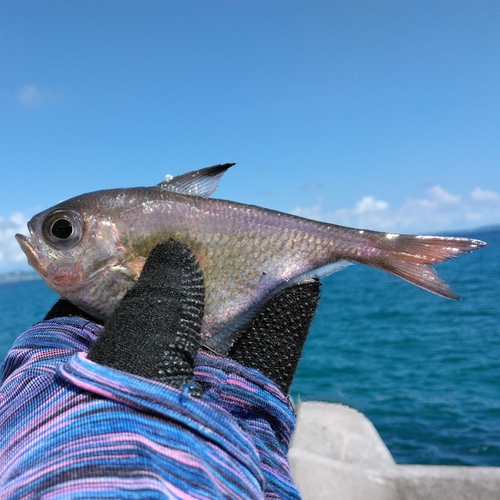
376, 235, 486, 299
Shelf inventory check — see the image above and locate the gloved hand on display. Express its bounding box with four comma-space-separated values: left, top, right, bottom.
45, 239, 205, 391
228, 280, 320, 394
88, 239, 205, 390
44, 240, 319, 395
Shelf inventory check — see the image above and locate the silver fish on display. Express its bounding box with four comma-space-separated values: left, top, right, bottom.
16, 164, 486, 353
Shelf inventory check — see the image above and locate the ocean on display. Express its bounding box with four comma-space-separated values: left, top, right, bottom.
1, 227, 499, 466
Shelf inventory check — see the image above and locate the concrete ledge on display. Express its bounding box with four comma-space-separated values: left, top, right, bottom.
289, 401, 500, 500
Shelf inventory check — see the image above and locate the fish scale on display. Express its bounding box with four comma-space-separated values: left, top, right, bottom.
16, 164, 486, 354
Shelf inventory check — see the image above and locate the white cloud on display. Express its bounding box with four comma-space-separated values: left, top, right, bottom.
292, 185, 500, 234
17, 85, 65, 109
426, 185, 461, 205
18, 85, 44, 108
292, 204, 325, 221
0, 213, 30, 272
470, 187, 500, 203
353, 196, 389, 214
300, 182, 321, 192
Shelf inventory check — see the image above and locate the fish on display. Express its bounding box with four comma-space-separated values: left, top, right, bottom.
16, 163, 486, 354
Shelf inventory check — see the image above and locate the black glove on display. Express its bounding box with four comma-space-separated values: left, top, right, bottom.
44, 299, 101, 323
228, 280, 320, 394
45, 240, 318, 394
46, 240, 204, 391
87, 239, 205, 390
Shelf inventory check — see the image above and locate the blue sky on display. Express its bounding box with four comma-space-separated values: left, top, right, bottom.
1, 1, 499, 272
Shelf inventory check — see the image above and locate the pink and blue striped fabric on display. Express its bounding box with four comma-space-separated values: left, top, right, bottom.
0, 317, 300, 499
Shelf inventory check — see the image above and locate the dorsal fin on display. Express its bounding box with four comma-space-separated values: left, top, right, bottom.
158, 163, 236, 197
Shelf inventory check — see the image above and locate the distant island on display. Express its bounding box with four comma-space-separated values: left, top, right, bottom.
451, 224, 500, 236
0, 270, 41, 284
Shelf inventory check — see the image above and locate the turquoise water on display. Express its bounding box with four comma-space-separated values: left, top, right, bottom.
292, 227, 500, 466
1, 228, 499, 465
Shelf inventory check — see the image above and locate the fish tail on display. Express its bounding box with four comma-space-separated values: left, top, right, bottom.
371, 234, 486, 299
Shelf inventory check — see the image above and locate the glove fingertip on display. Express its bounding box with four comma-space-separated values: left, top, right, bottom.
228, 279, 321, 394
141, 239, 195, 275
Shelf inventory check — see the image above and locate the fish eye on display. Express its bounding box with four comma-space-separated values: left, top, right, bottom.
51, 219, 73, 239
42, 209, 84, 249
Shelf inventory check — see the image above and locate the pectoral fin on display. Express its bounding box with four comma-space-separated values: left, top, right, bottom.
118, 257, 147, 280
195, 254, 212, 270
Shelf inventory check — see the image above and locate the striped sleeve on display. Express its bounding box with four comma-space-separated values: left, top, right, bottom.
194, 352, 301, 500
0, 318, 301, 499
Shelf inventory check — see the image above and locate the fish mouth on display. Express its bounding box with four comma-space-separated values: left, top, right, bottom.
16, 219, 47, 275
15, 233, 39, 269
15, 231, 99, 292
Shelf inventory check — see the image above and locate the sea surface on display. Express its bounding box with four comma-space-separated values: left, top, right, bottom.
0, 227, 499, 466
